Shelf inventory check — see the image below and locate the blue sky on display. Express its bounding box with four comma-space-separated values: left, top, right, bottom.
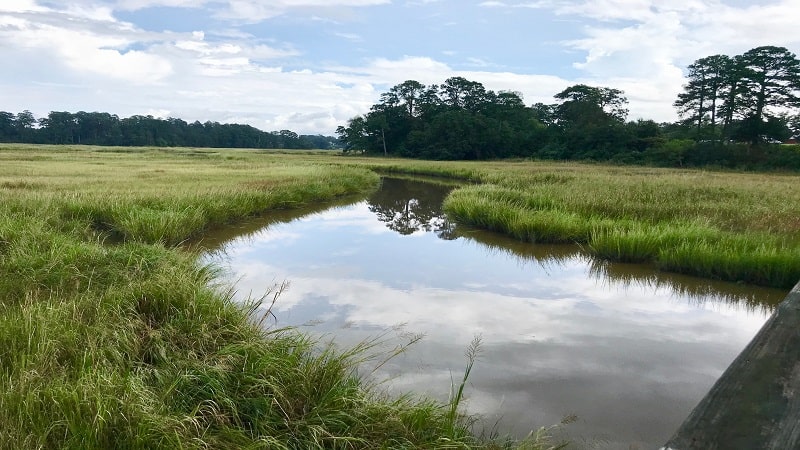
2, 0, 799, 134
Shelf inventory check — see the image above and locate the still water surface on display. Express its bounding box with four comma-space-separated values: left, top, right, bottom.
200, 177, 788, 449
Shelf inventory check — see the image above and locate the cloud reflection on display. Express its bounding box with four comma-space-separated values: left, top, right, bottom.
202, 178, 784, 449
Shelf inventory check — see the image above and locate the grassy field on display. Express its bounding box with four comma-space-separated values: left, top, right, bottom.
2, 144, 797, 449
436, 164, 800, 289
1, 145, 571, 449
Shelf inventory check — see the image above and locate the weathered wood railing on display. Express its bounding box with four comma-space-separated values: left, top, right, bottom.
664, 280, 800, 449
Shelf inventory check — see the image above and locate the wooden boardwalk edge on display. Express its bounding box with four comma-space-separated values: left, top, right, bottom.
664, 280, 800, 450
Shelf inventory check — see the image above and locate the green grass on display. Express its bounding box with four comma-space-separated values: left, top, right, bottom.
1, 145, 564, 450
658, 236, 800, 288
418, 164, 800, 289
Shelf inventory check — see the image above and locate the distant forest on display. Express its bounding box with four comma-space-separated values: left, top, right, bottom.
0, 110, 340, 150
3, 45, 800, 169
336, 45, 800, 170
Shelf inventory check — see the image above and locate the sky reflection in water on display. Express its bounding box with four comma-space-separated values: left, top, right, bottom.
201, 178, 787, 449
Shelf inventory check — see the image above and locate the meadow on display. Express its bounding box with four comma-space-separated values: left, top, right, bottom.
435, 164, 800, 289
1, 144, 798, 448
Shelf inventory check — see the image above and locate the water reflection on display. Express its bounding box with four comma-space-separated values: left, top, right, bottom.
456, 228, 786, 314
187, 195, 364, 252
588, 260, 783, 315
201, 177, 789, 449
368, 177, 457, 239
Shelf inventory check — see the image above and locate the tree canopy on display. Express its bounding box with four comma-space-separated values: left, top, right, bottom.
334, 46, 800, 169
0, 110, 339, 150
675, 46, 800, 143
336, 77, 641, 161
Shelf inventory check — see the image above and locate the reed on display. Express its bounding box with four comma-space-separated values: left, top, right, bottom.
658, 236, 800, 288
588, 221, 718, 263
432, 163, 800, 288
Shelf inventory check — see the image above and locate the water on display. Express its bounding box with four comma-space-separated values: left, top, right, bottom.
198, 177, 788, 449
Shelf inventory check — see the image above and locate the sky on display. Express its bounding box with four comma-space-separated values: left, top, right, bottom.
1, 0, 799, 135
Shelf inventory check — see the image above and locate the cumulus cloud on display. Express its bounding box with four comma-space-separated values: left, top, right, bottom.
233, 0, 791, 127
327, 56, 571, 107
476, 0, 800, 121
0, 6, 173, 83
114, 0, 204, 10
1, 0, 798, 134
213, 0, 391, 22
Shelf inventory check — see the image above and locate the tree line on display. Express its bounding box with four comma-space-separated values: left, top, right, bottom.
2, 45, 798, 168
0, 110, 340, 150
336, 45, 800, 169
675, 45, 800, 143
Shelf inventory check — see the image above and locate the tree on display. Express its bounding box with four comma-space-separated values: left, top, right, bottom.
336, 114, 389, 155
15, 110, 37, 142
384, 80, 426, 117
364, 105, 398, 156
737, 46, 800, 142
40, 111, 78, 144
554, 84, 628, 123
674, 54, 731, 138
718, 54, 749, 138
336, 116, 368, 153
530, 103, 556, 126
551, 84, 630, 159
438, 77, 490, 111
367, 177, 453, 236
0, 111, 16, 141
337, 77, 552, 159
788, 113, 800, 138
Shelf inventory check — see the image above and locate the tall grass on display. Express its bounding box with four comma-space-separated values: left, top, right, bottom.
2, 145, 561, 449
431, 164, 800, 289
658, 237, 800, 288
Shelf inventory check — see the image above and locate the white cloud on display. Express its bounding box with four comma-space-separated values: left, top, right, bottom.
1, 0, 799, 134
332, 31, 363, 42
0, 0, 47, 13
532, 0, 800, 120
114, 0, 209, 10
200, 196, 777, 444
217, 0, 391, 22
478, 1, 552, 9
327, 56, 571, 108
0, 7, 173, 83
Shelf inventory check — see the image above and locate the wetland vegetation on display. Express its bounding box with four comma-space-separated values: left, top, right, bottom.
0, 145, 516, 449
1, 144, 798, 448
441, 168, 800, 288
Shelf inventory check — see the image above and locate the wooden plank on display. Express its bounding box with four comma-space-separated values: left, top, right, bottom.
664, 281, 800, 449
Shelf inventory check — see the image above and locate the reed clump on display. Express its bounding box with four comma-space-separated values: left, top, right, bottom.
430, 164, 799, 289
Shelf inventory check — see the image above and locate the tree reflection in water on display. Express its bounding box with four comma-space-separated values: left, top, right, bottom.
367, 177, 457, 239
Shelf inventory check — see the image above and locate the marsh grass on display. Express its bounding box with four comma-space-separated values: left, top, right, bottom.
658, 237, 800, 288
588, 221, 718, 263
443, 186, 593, 244
3, 145, 561, 449
426, 163, 800, 289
